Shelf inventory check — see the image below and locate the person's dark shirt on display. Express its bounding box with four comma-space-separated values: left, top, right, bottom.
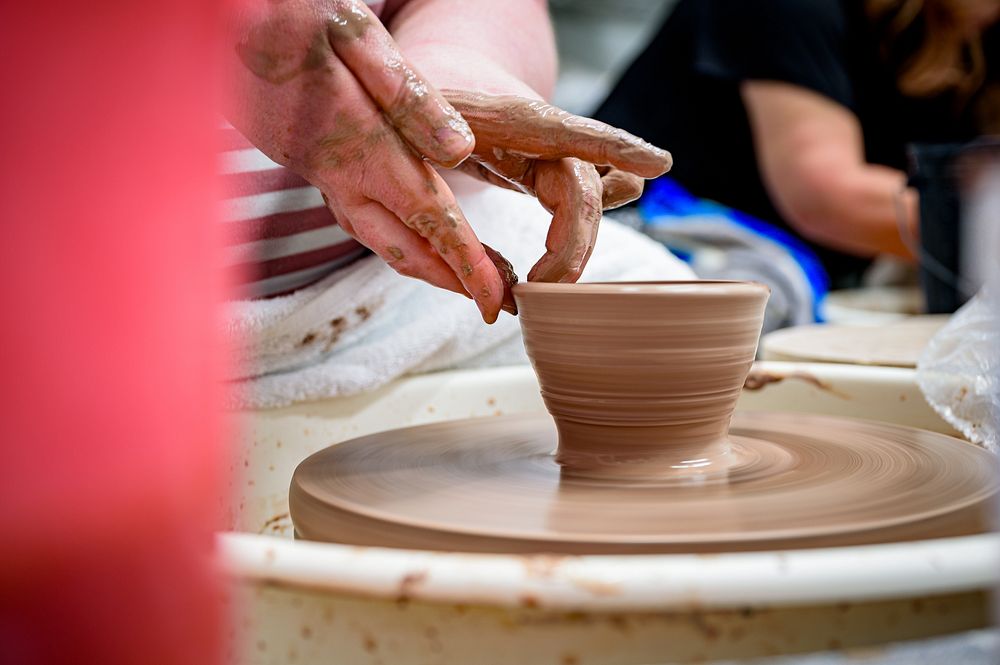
595, 0, 999, 285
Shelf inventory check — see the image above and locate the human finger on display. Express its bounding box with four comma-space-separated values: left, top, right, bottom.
325, 0, 474, 167
443, 91, 672, 178
456, 160, 527, 195
364, 145, 505, 323
599, 167, 645, 209
527, 159, 604, 283
335, 198, 469, 296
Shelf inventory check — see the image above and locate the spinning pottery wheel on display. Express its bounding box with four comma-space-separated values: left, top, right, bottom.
290, 282, 997, 554
290, 412, 996, 553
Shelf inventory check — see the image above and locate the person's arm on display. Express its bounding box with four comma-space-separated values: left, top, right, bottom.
226, 0, 667, 320
385, 0, 556, 99
742, 81, 918, 259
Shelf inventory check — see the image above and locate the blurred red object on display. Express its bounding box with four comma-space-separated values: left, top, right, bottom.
0, 2, 230, 664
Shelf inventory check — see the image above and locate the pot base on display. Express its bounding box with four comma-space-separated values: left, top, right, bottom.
289, 412, 997, 554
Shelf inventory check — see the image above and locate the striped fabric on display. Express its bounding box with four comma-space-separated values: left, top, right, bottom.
220, 0, 386, 298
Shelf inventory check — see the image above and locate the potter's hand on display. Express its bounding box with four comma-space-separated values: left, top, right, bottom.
443, 91, 673, 282
226, 0, 511, 322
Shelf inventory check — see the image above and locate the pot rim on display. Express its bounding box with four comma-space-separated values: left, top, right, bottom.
512, 280, 770, 296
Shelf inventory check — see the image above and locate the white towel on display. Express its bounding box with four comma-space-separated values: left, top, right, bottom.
227, 171, 694, 409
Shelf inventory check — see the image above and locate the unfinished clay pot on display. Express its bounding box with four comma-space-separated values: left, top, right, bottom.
513, 281, 770, 480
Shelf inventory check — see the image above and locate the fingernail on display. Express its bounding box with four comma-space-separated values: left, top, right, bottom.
435, 124, 473, 147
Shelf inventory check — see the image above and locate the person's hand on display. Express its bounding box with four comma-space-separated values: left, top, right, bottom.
442, 91, 673, 282
226, 0, 512, 321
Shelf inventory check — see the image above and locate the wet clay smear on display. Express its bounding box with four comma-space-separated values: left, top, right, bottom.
483, 244, 518, 315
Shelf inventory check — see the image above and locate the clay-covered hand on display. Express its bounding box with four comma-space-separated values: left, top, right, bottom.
442, 91, 673, 282
226, 0, 512, 322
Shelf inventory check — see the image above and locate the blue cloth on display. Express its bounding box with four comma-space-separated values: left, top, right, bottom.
639, 178, 830, 323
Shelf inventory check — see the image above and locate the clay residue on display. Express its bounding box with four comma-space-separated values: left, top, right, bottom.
569, 575, 622, 597
483, 243, 518, 315
401, 207, 493, 312
311, 114, 391, 170
325, 5, 370, 42
259, 512, 291, 535
519, 594, 540, 609
743, 370, 850, 400
237, 23, 330, 85
522, 553, 568, 579
383, 60, 431, 127
396, 570, 429, 603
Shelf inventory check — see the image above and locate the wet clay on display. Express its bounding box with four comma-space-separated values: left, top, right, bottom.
236, 18, 330, 85
483, 244, 518, 315
515, 282, 770, 478
325, 3, 370, 42
289, 281, 996, 554
289, 412, 997, 553
743, 370, 850, 399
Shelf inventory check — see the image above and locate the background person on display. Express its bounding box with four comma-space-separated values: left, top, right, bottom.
596, 0, 1000, 288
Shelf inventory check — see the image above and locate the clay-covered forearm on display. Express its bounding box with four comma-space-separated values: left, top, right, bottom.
385, 0, 557, 99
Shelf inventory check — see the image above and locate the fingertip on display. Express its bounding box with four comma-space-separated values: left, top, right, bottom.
660, 149, 674, 174
430, 121, 475, 168
404, 104, 475, 168
643, 147, 672, 177
529, 254, 588, 284
527, 257, 554, 283
465, 249, 505, 324
478, 282, 503, 324
476, 299, 499, 324
616, 141, 673, 178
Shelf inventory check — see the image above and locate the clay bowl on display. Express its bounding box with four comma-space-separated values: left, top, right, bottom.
513, 281, 770, 480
